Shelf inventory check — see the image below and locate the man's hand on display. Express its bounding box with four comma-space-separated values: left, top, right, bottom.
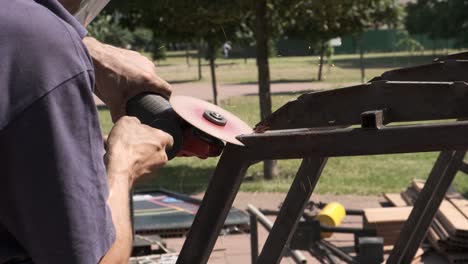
105, 116, 173, 186
83, 37, 172, 122
99, 117, 173, 264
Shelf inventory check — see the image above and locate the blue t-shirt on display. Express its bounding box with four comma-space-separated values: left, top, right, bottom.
0, 0, 115, 263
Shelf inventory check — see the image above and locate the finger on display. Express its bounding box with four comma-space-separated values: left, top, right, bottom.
147, 77, 172, 99
157, 130, 174, 148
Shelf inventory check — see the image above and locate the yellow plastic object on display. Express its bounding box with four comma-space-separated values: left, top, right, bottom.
315, 202, 346, 238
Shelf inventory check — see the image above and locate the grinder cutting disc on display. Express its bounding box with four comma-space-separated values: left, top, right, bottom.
170, 96, 253, 146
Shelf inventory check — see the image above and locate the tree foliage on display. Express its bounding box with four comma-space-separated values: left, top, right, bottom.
406, 0, 468, 46
287, 0, 402, 43
88, 14, 133, 47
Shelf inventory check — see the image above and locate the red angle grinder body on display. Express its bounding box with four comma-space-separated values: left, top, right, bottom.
126, 94, 252, 159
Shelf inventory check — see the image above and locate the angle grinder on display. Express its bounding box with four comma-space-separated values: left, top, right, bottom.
126, 93, 252, 159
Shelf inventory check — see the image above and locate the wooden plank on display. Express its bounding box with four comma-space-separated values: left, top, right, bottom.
411, 248, 425, 264
412, 180, 468, 235
364, 207, 412, 223
446, 187, 468, 220
384, 193, 408, 207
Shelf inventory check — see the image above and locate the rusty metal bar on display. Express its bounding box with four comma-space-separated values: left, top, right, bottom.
249, 213, 259, 264
458, 161, 468, 174
387, 150, 465, 264
257, 157, 327, 264
176, 144, 251, 264
435, 51, 468, 61
256, 81, 468, 130
371, 60, 468, 82
239, 121, 468, 160
247, 205, 307, 264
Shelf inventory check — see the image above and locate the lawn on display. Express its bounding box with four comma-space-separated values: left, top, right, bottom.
98, 50, 468, 196
155, 49, 459, 85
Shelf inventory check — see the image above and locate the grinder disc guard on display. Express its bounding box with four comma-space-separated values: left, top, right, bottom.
170, 96, 252, 145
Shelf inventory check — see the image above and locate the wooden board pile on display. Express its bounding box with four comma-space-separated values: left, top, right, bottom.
385, 179, 468, 263
363, 206, 412, 246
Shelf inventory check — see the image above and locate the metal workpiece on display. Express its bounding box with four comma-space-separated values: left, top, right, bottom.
257, 158, 327, 264
372, 60, 468, 82
361, 110, 387, 129
387, 151, 466, 264
239, 121, 468, 160
255, 81, 468, 131
176, 51, 468, 264
176, 144, 252, 264
247, 205, 307, 264
435, 51, 468, 61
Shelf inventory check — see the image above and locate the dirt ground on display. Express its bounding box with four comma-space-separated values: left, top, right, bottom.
150, 192, 447, 264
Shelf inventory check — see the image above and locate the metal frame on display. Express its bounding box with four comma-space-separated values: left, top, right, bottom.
175, 52, 468, 264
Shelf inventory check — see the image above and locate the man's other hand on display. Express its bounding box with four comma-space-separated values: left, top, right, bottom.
105, 116, 174, 187
83, 37, 172, 122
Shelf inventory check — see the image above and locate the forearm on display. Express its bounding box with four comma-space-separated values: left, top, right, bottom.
100, 159, 133, 264
82, 36, 172, 121
82, 37, 110, 102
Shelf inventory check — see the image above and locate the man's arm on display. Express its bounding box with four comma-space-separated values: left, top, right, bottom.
81, 37, 175, 262
83, 37, 172, 121
100, 117, 173, 264
101, 118, 173, 264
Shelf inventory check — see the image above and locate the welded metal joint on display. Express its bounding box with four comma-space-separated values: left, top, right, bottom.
361, 110, 386, 129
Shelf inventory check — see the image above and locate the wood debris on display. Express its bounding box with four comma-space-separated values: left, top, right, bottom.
382, 179, 468, 263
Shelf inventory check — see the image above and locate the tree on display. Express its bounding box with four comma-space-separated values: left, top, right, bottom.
246, 0, 297, 180
255, 0, 278, 179
88, 14, 133, 48
108, 0, 248, 105
406, 0, 468, 49
288, 0, 402, 82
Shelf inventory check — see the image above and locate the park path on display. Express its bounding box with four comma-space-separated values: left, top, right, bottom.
170, 81, 351, 101
94, 81, 355, 106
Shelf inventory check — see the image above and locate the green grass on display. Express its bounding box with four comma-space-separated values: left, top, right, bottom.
97, 50, 468, 196
156, 49, 462, 85
98, 94, 468, 197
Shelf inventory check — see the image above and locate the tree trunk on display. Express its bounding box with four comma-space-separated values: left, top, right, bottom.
198, 41, 203, 80
317, 41, 325, 81
185, 45, 190, 66
358, 35, 366, 83
209, 49, 218, 105
256, 0, 278, 180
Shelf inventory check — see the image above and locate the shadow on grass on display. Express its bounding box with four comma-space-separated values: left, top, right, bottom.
166, 53, 198, 58
242, 89, 323, 98
166, 78, 201, 84
235, 78, 318, 85
332, 53, 442, 69
134, 165, 216, 195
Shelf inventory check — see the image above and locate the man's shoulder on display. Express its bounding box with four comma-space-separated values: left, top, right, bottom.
0, 0, 94, 130
0, 0, 92, 71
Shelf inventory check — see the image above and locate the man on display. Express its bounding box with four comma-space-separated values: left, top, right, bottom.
0, 0, 173, 263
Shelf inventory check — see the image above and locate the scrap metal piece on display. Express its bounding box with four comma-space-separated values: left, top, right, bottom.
435, 51, 468, 62
255, 81, 468, 131
371, 60, 468, 82
240, 121, 468, 160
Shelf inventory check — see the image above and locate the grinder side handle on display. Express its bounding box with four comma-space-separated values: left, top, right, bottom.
126, 93, 184, 160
